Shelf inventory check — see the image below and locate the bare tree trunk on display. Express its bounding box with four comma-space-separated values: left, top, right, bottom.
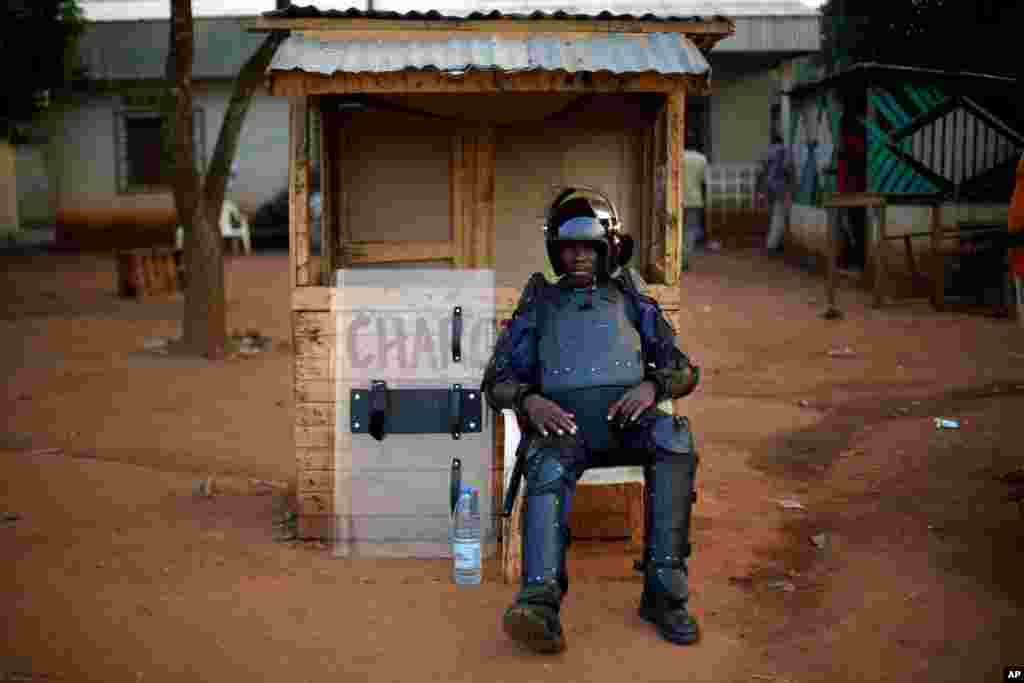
165, 0, 225, 359
164, 0, 286, 359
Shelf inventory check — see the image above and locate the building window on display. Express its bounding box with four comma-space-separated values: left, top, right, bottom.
115, 107, 205, 194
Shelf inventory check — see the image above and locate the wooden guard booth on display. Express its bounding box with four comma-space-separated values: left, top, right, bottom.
251, 6, 733, 580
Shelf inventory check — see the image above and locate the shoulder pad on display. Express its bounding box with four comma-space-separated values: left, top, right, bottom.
515, 272, 550, 312
615, 277, 658, 307
638, 292, 660, 307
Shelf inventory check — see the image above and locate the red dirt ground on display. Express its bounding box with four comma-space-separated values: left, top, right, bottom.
2, 248, 1022, 683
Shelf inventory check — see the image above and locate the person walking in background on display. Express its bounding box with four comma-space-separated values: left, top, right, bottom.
681, 136, 708, 272
756, 133, 795, 253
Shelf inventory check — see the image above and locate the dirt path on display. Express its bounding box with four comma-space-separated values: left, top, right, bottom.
2, 249, 1022, 682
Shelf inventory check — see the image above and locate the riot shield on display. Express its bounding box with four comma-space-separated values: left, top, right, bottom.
333, 268, 497, 559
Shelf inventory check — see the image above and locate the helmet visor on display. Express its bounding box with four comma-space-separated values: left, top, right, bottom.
554, 215, 606, 241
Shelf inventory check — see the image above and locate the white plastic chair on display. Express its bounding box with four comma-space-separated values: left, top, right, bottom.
501, 410, 644, 492
175, 199, 251, 255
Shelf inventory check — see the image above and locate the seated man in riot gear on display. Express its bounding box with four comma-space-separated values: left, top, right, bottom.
481, 187, 702, 653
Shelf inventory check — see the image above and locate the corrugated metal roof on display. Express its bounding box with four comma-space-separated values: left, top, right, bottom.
421, 1, 816, 17
262, 4, 733, 23
269, 31, 711, 76
75, 0, 817, 21
716, 14, 818, 53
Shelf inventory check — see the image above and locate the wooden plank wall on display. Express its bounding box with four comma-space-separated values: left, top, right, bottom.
450, 127, 497, 269
632, 90, 687, 285
291, 89, 688, 551
664, 92, 685, 285
271, 69, 705, 98
293, 295, 337, 540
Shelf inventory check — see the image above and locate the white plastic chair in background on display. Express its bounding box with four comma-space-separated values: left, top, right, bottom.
175, 199, 251, 255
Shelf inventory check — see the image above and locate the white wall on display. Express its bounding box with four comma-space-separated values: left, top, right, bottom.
47, 82, 289, 224
710, 69, 776, 165
15, 144, 55, 227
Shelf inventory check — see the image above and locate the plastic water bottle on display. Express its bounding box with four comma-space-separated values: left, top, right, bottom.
452, 483, 482, 585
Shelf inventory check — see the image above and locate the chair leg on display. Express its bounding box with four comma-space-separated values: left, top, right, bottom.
241, 221, 251, 255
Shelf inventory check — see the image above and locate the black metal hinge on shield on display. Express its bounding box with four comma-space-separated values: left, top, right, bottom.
449, 383, 463, 440
452, 306, 463, 363
368, 379, 388, 442
450, 457, 462, 516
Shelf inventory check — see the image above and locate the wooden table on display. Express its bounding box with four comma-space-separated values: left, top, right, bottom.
820, 192, 963, 313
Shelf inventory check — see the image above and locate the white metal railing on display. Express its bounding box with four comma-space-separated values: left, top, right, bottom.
705, 164, 758, 210
704, 164, 761, 242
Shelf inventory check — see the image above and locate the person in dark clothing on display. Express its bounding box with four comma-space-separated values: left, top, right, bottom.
481, 187, 702, 653
756, 133, 795, 252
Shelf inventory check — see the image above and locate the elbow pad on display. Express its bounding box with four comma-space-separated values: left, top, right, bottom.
486, 381, 535, 413
647, 352, 700, 400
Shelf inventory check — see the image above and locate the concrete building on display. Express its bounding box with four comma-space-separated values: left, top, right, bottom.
14, 2, 819, 249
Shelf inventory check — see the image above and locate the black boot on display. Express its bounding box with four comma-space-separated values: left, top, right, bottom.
503, 580, 565, 654
503, 530, 569, 654
638, 450, 701, 645
503, 450, 573, 654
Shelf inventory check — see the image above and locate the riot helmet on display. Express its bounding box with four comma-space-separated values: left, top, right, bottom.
543, 186, 633, 281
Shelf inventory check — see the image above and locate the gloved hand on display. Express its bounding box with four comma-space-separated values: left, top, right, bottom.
523, 395, 577, 438
607, 380, 658, 426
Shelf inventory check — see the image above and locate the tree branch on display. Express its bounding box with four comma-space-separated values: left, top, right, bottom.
201, 30, 287, 221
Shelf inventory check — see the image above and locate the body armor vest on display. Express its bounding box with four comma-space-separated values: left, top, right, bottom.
537, 283, 645, 393
534, 281, 646, 453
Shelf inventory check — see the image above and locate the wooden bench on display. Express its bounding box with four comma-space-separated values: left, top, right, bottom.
115, 246, 184, 298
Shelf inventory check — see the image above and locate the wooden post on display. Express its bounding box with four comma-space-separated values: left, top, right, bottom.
871, 203, 889, 308
289, 97, 311, 289
319, 101, 336, 285
930, 202, 945, 311
664, 91, 685, 285
648, 98, 668, 283
825, 207, 841, 317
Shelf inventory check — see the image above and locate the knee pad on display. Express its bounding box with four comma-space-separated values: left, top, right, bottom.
651, 414, 697, 457
524, 440, 575, 498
